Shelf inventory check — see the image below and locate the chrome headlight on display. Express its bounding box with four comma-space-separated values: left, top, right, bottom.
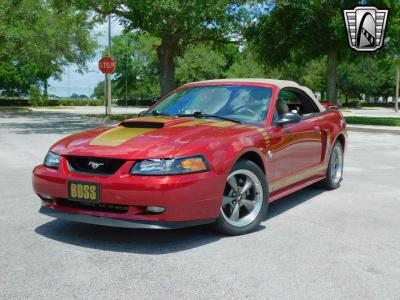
44, 151, 60, 169
130, 155, 209, 175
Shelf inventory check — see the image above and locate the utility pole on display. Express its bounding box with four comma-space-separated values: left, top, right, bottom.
125, 55, 128, 119
67, 63, 70, 99
105, 15, 112, 115
396, 64, 399, 113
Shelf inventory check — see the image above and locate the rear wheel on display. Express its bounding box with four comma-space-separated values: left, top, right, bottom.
213, 160, 269, 235
319, 141, 344, 190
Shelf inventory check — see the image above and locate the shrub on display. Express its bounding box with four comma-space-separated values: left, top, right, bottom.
28, 87, 43, 107
0, 98, 104, 107
115, 98, 157, 107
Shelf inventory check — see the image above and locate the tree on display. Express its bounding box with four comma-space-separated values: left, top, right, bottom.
0, 0, 97, 96
250, 0, 352, 104
96, 34, 239, 99
74, 0, 246, 96
301, 58, 327, 100
91, 80, 105, 99
225, 46, 268, 78
249, 0, 400, 105
93, 32, 160, 101
338, 56, 395, 104
176, 44, 227, 84
106, 32, 160, 99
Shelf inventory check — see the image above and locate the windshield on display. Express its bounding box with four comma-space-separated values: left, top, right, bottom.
147, 85, 272, 125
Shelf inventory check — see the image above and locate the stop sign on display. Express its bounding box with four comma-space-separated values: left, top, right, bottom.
98, 56, 116, 74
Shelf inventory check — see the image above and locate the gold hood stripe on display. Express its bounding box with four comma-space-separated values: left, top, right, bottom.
171, 119, 211, 127
133, 116, 174, 123
208, 121, 236, 128
90, 126, 156, 146
172, 119, 236, 128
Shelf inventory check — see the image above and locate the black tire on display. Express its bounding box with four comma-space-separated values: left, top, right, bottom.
213, 159, 269, 236
318, 141, 344, 190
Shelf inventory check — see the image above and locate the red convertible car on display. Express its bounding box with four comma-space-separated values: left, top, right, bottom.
33, 79, 347, 235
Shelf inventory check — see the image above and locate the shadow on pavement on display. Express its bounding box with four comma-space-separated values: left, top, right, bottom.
0, 110, 106, 135
35, 186, 324, 254
268, 186, 326, 219
35, 220, 224, 254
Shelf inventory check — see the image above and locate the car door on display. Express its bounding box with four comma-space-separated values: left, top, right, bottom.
268, 89, 323, 191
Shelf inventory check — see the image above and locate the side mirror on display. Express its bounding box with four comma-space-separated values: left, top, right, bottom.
276, 112, 301, 126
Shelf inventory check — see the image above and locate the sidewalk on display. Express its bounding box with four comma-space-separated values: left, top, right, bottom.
30, 106, 147, 115
347, 124, 400, 135
340, 108, 400, 134
341, 107, 400, 118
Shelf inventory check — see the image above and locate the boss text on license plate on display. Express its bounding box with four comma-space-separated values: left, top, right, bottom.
68, 181, 100, 202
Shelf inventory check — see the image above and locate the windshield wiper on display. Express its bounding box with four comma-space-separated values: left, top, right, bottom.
177, 112, 241, 124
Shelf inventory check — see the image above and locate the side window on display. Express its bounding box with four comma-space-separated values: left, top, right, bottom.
275, 90, 297, 120
298, 93, 320, 115
276, 89, 319, 117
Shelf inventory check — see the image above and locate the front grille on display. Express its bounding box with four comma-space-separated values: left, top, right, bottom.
57, 198, 129, 214
67, 156, 125, 175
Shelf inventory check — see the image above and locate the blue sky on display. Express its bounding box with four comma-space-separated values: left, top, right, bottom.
47, 18, 123, 98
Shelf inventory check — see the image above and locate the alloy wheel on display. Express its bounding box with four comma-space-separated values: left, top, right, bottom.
221, 169, 263, 227
330, 145, 343, 185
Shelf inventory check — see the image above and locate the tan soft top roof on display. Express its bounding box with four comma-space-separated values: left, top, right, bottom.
190, 78, 325, 111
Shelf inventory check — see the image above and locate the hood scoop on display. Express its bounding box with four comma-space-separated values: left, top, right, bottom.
119, 116, 195, 128
120, 121, 164, 129
90, 120, 164, 147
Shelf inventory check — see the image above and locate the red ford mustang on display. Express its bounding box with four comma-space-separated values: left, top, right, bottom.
33, 79, 347, 235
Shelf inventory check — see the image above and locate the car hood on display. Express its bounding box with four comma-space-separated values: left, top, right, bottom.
51, 116, 246, 159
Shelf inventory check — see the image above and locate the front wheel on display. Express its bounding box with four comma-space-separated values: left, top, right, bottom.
318, 141, 344, 190
213, 160, 269, 235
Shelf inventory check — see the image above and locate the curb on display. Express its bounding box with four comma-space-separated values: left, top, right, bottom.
347, 125, 400, 135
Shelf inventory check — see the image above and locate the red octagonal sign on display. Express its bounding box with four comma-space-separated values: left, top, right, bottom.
99, 56, 116, 74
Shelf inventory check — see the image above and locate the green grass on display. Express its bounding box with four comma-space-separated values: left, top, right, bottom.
0, 106, 32, 111
345, 116, 400, 126
35, 106, 74, 109
86, 114, 138, 121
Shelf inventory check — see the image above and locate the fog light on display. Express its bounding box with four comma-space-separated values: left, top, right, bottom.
39, 194, 53, 200
38, 194, 54, 204
146, 206, 165, 214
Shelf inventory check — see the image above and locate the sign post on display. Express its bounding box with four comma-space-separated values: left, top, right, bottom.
98, 56, 116, 115
395, 64, 399, 113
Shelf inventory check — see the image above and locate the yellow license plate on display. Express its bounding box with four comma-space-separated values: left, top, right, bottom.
68, 181, 100, 202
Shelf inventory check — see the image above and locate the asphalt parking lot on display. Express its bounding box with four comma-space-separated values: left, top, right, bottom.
1, 110, 400, 299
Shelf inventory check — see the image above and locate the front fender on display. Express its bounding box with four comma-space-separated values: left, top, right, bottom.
175, 129, 270, 183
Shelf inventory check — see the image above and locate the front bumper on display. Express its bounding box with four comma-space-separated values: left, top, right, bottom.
39, 207, 215, 229
33, 157, 226, 224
